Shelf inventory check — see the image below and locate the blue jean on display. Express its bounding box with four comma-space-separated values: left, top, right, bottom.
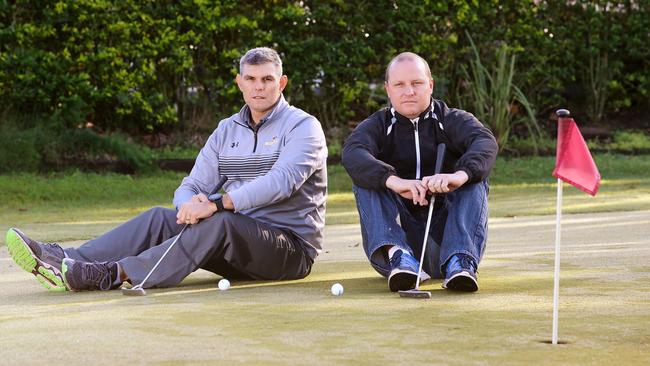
352, 180, 489, 279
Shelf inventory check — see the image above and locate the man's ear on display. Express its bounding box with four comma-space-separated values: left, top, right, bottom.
279, 75, 288, 92
235, 74, 243, 92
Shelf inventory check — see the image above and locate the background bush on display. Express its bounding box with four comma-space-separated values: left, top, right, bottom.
1, 0, 648, 171
0, 120, 154, 173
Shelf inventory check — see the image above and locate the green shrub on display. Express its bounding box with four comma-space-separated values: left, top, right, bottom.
0, 125, 154, 173
45, 128, 155, 172
608, 130, 650, 153
153, 146, 200, 160
510, 130, 650, 157
0, 1, 647, 146
506, 135, 555, 156
459, 34, 541, 152
0, 127, 41, 172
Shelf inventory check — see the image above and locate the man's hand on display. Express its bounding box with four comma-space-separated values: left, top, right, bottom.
176, 200, 217, 225
422, 171, 469, 193
176, 193, 235, 225
385, 175, 429, 206
192, 193, 209, 203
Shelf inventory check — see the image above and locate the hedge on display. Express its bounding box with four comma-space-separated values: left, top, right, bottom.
1, 1, 648, 138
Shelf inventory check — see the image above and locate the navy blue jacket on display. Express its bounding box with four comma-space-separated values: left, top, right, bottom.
342, 99, 498, 190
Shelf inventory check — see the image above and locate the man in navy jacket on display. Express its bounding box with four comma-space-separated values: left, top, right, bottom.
342, 52, 498, 293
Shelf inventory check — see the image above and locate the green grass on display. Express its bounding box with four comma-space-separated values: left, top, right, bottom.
490, 153, 650, 184
328, 154, 650, 223
1, 155, 649, 365
1, 154, 649, 230
2, 210, 649, 365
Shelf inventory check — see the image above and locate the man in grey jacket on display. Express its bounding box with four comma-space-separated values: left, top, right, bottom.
6, 47, 328, 292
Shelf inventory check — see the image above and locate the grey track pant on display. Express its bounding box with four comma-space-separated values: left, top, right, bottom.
64, 207, 313, 288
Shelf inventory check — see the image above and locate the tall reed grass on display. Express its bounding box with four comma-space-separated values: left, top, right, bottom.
460, 34, 541, 152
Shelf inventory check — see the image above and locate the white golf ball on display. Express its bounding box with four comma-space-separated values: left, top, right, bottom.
331, 283, 344, 296
218, 279, 230, 291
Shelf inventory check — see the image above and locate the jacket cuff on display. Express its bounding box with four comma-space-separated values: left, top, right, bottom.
226, 188, 246, 212
455, 165, 475, 183
381, 170, 396, 189
173, 190, 194, 211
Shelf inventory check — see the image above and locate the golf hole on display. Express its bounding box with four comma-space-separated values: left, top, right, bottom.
539, 340, 570, 345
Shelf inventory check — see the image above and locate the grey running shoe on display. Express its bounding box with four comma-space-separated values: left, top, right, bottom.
5, 228, 67, 292
61, 258, 118, 291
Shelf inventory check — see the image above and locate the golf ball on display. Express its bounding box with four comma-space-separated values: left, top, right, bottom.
218, 278, 230, 291
331, 283, 344, 296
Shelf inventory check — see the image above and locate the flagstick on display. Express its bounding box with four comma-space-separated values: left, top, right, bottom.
552, 178, 563, 345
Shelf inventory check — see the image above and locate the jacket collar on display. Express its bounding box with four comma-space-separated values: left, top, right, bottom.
390, 99, 437, 124
236, 94, 289, 129
386, 99, 439, 136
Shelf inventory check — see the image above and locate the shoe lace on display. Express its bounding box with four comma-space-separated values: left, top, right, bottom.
43, 242, 63, 253
389, 250, 403, 268
81, 262, 114, 291
459, 255, 477, 274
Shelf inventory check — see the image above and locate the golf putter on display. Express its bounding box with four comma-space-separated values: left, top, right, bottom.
399, 144, 446, 299
122, 175, 228, 296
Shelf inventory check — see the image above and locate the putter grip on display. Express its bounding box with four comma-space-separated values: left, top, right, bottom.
208, 175, 228, 197
434, 143, 446, 174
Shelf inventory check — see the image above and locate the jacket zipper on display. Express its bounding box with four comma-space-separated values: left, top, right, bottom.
234, 119, 261, 153
413, 119, 421, 179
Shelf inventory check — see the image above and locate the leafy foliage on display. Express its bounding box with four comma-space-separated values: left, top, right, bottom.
0, 122, 154, 173
0, 0, 647, 166
460, 34, 541, 152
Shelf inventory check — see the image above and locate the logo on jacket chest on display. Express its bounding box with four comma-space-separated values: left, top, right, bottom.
264, 136, 279, 146
231, 141, 239, 148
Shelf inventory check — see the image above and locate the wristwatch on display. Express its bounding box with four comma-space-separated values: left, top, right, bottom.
208, 193, 227, 211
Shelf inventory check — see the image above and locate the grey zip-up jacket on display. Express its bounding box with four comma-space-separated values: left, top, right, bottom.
173, 95, 327, 259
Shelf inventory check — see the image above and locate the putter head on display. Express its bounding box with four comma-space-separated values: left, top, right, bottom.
398, 289, 432, 299
121, 287, 146, 296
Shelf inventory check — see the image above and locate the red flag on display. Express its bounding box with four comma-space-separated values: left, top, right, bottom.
552, 116, 601, 196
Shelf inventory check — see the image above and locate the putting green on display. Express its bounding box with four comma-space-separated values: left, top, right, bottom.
1, 210, 649, 365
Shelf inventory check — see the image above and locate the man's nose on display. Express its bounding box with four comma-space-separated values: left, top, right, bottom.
405, 86, 415, 95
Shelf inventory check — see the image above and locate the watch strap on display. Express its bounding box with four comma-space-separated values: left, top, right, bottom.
214, 197, 225, 211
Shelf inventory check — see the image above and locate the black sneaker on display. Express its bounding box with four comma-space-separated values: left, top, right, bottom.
61, 258, 119, 291
5, 228, 67, 292
387, 249, 420, 292
442, 254, 478, 292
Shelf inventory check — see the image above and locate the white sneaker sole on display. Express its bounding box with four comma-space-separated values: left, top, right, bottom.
442, 271, 478, 292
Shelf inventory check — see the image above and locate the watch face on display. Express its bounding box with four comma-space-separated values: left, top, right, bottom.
208, 193, 223, 202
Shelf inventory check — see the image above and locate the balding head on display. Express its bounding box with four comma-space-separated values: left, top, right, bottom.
384, 52, 434, 119
385, 52, 432, 82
